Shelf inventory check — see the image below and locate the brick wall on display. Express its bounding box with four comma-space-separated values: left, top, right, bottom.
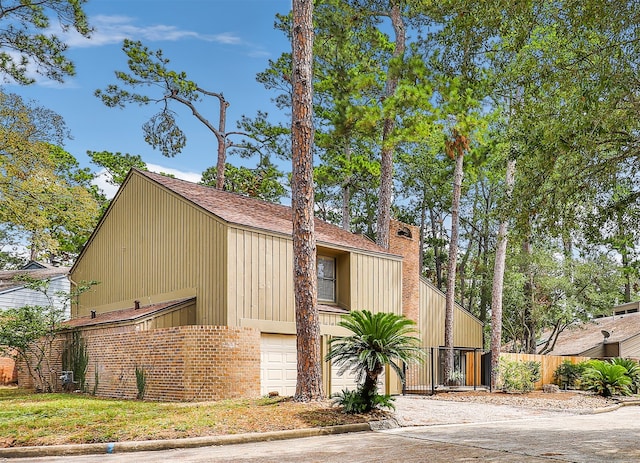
15, 340, 65, 391
389, 220, 421, 324
16, 325, 262, 402
82, 325, 261, 401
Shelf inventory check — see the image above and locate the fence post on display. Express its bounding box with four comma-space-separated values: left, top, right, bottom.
430, 347, 436, 395
402, 362, 406, 395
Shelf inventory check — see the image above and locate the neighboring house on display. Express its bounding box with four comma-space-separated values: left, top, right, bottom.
543, 302, 640, 358
0, 262, 70, 384
0, 262, 71, 318
31, 169, 482, 401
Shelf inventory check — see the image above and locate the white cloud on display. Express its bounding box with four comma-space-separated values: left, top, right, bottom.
146, 164, 202, 184
91, 170, 119, 199
92, 165, 201, 200
53, 15, 243, 48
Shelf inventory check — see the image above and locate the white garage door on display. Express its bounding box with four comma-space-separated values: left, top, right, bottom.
330, 363, 359, 395
261, 334, 297, 396
330, 362, 386, 395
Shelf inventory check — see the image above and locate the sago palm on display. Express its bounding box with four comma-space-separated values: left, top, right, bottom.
326, 310, 422, 409
609, 358, 640, 393
583, 360, 632, 397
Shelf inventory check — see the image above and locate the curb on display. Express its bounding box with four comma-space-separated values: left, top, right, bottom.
0, 423, 372, 459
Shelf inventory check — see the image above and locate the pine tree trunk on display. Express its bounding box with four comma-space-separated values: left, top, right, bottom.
341, 143, 351, 230
291, 0, 323, 402
522, 237, 537, 354
375, 1, 405, 249
430, 208, 444, 289
490, 158, 516, 389
215, 94, 229, 190
444, 151, 464, 382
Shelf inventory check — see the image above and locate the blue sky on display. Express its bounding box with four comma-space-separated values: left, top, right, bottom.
11, 0, 292, 197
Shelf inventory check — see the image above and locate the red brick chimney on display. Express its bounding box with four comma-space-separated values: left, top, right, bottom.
388, 220, 420, 324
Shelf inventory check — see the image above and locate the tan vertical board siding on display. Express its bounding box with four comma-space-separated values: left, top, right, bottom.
621, 334, 640, 358
418, 279, 483, 349
226, 228, 295, 326
227, 230, 402, 325
453, 305, 483, 347
336, 254, 351, 308
350, 253, 402, 314
71, 174, 227, 325
499, 353, 590, 389
581, 345, 605, 358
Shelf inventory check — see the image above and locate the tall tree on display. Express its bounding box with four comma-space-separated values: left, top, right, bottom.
490, 156, 515, 388
442, 127, 469, 379
0, 0, 91, 84
0, 91, 99, 263
95, 40, 248, 189
87, 150, 147, 187
374, 0, 405, 249
291, 0, 323, 402
200, 159, 286, 203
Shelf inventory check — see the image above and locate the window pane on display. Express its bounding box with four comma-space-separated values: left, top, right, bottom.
317, 256, 336, 302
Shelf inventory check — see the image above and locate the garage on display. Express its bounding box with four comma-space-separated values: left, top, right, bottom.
329, 362, 359, 395
330, 364, 386, 396
260, 334, 297, 396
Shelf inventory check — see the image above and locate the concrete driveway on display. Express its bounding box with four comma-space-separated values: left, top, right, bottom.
5, 404, 639, 463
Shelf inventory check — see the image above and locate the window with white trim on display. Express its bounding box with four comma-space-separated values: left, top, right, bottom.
317, 255, 336, 302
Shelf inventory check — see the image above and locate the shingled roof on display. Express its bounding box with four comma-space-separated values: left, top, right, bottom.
64, 298, 195, 328
545, 311, 640, 356
136, 169, 392, 256
0, 267, 69, 293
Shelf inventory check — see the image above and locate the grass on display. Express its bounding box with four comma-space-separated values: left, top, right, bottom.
0, 386, 378, 448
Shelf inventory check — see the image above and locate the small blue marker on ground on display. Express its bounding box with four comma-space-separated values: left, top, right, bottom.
106, 443, 115, 454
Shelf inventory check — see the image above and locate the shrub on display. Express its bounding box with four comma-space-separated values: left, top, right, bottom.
332, 387, 395, 414
608, 358, 640, 394
498, 358, 541, 393
582, 360, 632, 397
135, 365, 147, 400
62, 330, 89, 392
554, 360, 590, 390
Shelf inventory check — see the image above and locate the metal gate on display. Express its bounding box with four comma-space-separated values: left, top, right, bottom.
403, 347, 488, 394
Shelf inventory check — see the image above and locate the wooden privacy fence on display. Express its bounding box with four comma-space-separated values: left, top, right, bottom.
500, 353, 590, 389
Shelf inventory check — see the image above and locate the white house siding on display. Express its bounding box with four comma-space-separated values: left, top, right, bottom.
0, 275, 70, 319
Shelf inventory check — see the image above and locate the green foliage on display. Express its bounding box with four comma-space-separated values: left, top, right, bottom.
608, 358, 640, 394
92, 362, 99, 396
62, 331, 89, 392
498, 358, 541, 393
0, 90, 100, 262
0, 301, 65, 391
200, 160, 286, 203
135, 365, 147, 400
326, 310, 422, 412
87, 150, 147, 186
0, 0, 91, 84
583, 360, 632, 397
0, 277, 96, 391
331, 386, 395, 414
554, 360, 590, 390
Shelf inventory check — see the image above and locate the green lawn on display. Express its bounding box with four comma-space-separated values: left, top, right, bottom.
0, 387, 370, 447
